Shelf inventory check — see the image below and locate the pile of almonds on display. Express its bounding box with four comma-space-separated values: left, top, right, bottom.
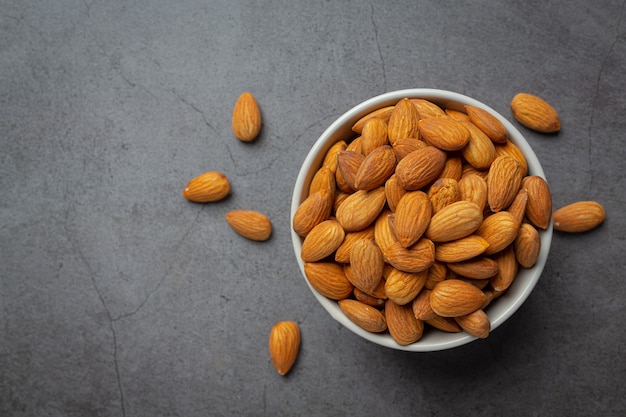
293, 95, 605, 347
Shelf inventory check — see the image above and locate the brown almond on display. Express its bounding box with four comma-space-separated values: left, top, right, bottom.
428, 178, 460, 214
395, 146, 447, 190
430, 279, 486, 317
383, 238, 435, 273
384, 268, 428, 305
346, 136, 364, 154
461, 121, 497, 170
393, 191, 433, 248
182, 171, 231, 203
335, 226, 375, 264
435, 235, 490, 263
385, 299, 424, 345
515, 223, 541, 268
391, 137, 427, 160
438, 156, 463, 181
464, 105, 508, 143
361, 118, 389, 155
322, 140, 347, 174
349, 239, 384, 294
412, 288, 437, 321
293, 190, 333, 237
387, 98, 420, 143
418, 117, 470, 151
353, 287, 386, 308
268, 321, 301, 376
335, 187, 387, 232
300, 219, 346, 263
336, 150, 365, 192
425, 315, 463, 333
490, 245, 518, 292
494, 140, 528, 176
425, 200, 483, 242
425, 261, 447, 289
338, 299, 387, 333
303, 262, 353, 300
522, 175, 552, 230
354, 145, 397, 190
475, 211, 519, 255
232, 92, 261, 142
508, 188, 529, 227
447, 256, 499, 279
454, 309, 490, 339
352, 105, 395, 134
308, 165, 337, 197
458, 174, 488, 212
225, 210, 272, 241
373, 209, 398, 253
410, 98, 446, 119
487, 155, 524, 212
384, 174, 407, 212
553, 201, 606, 233
445, 108, 470, 122
511, 93, 561, 133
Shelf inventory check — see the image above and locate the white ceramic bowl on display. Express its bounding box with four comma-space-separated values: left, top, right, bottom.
290, 88, 552, 351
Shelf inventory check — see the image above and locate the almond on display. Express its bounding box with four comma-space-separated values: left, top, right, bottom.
490, 245, 518, 292
461, 121, 497, 170
494, 139, 528, 176
425, 315, 462, 333
383, 238, 435, 273
418, 117, 470, 151
338, 299, 387, 333
447, 256, 499, 279
293, 190, 333, 237
387, 98, 420, 144
182, 171, 230, 203
428, 178, 460, 214
391, 137, 427, 160
430, 279, 486, 317
303, 262, 354, 300
335, 226, 375, 264
438, 156, 463, 181
354, 145, 397, 190
225, 209, 272, 241
425, 200, 483, 242
352, 105, 395, 134
458, 174, 488, 212
384, 268, 427, 305
393, 191, 433, 248
434, 235, 490, 263
511, 93, 561, 133
410, 98, 446, 119
425, 261, 447, 289
385, 299, 424, 345
515, 223, 541, 268
300, 219, 346, 263
268, 321, 300, 376
322, 140, 347, 174
454, 309, 490, 339
395, 146, 447, 190
412, 288, 437, 320
349, 239, 384, 294
308, 165, 337, 197
384, 174, 407, 212
487, 155, 524, 212
521, 175, 552, 230
335, 187, 387, 232
508, 188, 529, 227
347, 264, 387, 299
553, 201, 606, 233
464, 105, 508, 143
374, 209, 398, 253
361, 118, 389, 155
353, 287, 386, 308
445, 108, 470, 122
336, 150, 365, 191
475, 211, 519, 255
231, 92, 261, 142
346, 136, 364, 154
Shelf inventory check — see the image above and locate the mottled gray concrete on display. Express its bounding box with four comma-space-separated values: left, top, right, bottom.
1, 1, 625, 416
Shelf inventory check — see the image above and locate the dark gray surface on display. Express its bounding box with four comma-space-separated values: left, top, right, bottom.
1, 1, 625, 416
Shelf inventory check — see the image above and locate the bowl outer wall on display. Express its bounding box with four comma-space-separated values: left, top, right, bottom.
290, 88, 553, 352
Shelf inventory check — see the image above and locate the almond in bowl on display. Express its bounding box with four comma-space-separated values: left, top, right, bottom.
290, 89, 553, 352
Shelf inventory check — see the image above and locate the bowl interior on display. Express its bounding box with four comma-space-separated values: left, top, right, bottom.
291, 88, 552, 351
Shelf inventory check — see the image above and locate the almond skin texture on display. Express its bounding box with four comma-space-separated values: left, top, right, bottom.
269, 321, 301, 376
349, 239, 384, 294
515, 223, 541, 268
388, 98, 421, 144
475, 211, 519, 255
336, 151, 365, 192
384, 268, 427, 305
304, 262, 354, 300
522, 176, 552, 230
395, 146, 447, 190
412, 288, 437, 320
338, 299, 387, 333
335, 227, 375, 264
418, 117, 470, 151
410, 98, 446, 119
430, 279, 486, 317
553, 201, 606, 232
458, 174, 488, 212
361, 118, 389, 155
352, 105, 395, 134
425, 201, 483, 242
308, 165, 337, 198
374, 209, 398, 253
322, 140, 347, 174
461, 121, 497, 170
293, 190, 333, 237
225, 210, 272, 241
393, 191, 433, 248
335, 187, 387, 232
447, 256, 500, 279
487, 155, 524, 212
428, 178, 460, 214
354, 145, 397, 190
383, 239, 435, 273
385, 299, 424, 345
435, 235, 490, 263
232, 92, 261, 142
183, 171, 231, 203
300, 219, 346, 263
425, 315, 463, 333
511, 93, 561, 133
384, 174, 407, 212
464, 105, 508, 143
490, 245, 519, 292
454, 309, 490, 339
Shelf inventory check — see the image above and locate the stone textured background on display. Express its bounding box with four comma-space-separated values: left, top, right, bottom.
1, 1, 625, 416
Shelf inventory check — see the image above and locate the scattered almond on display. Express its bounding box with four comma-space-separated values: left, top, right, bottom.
553, 201, 606, 232
511, 93, 561, 133
269, 321, 300, 376
225, 209, 272, 241
182, 171, 230, 203
232, 92, 261, 142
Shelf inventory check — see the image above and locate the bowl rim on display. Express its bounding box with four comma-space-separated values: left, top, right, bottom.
290, 88, 552, 352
